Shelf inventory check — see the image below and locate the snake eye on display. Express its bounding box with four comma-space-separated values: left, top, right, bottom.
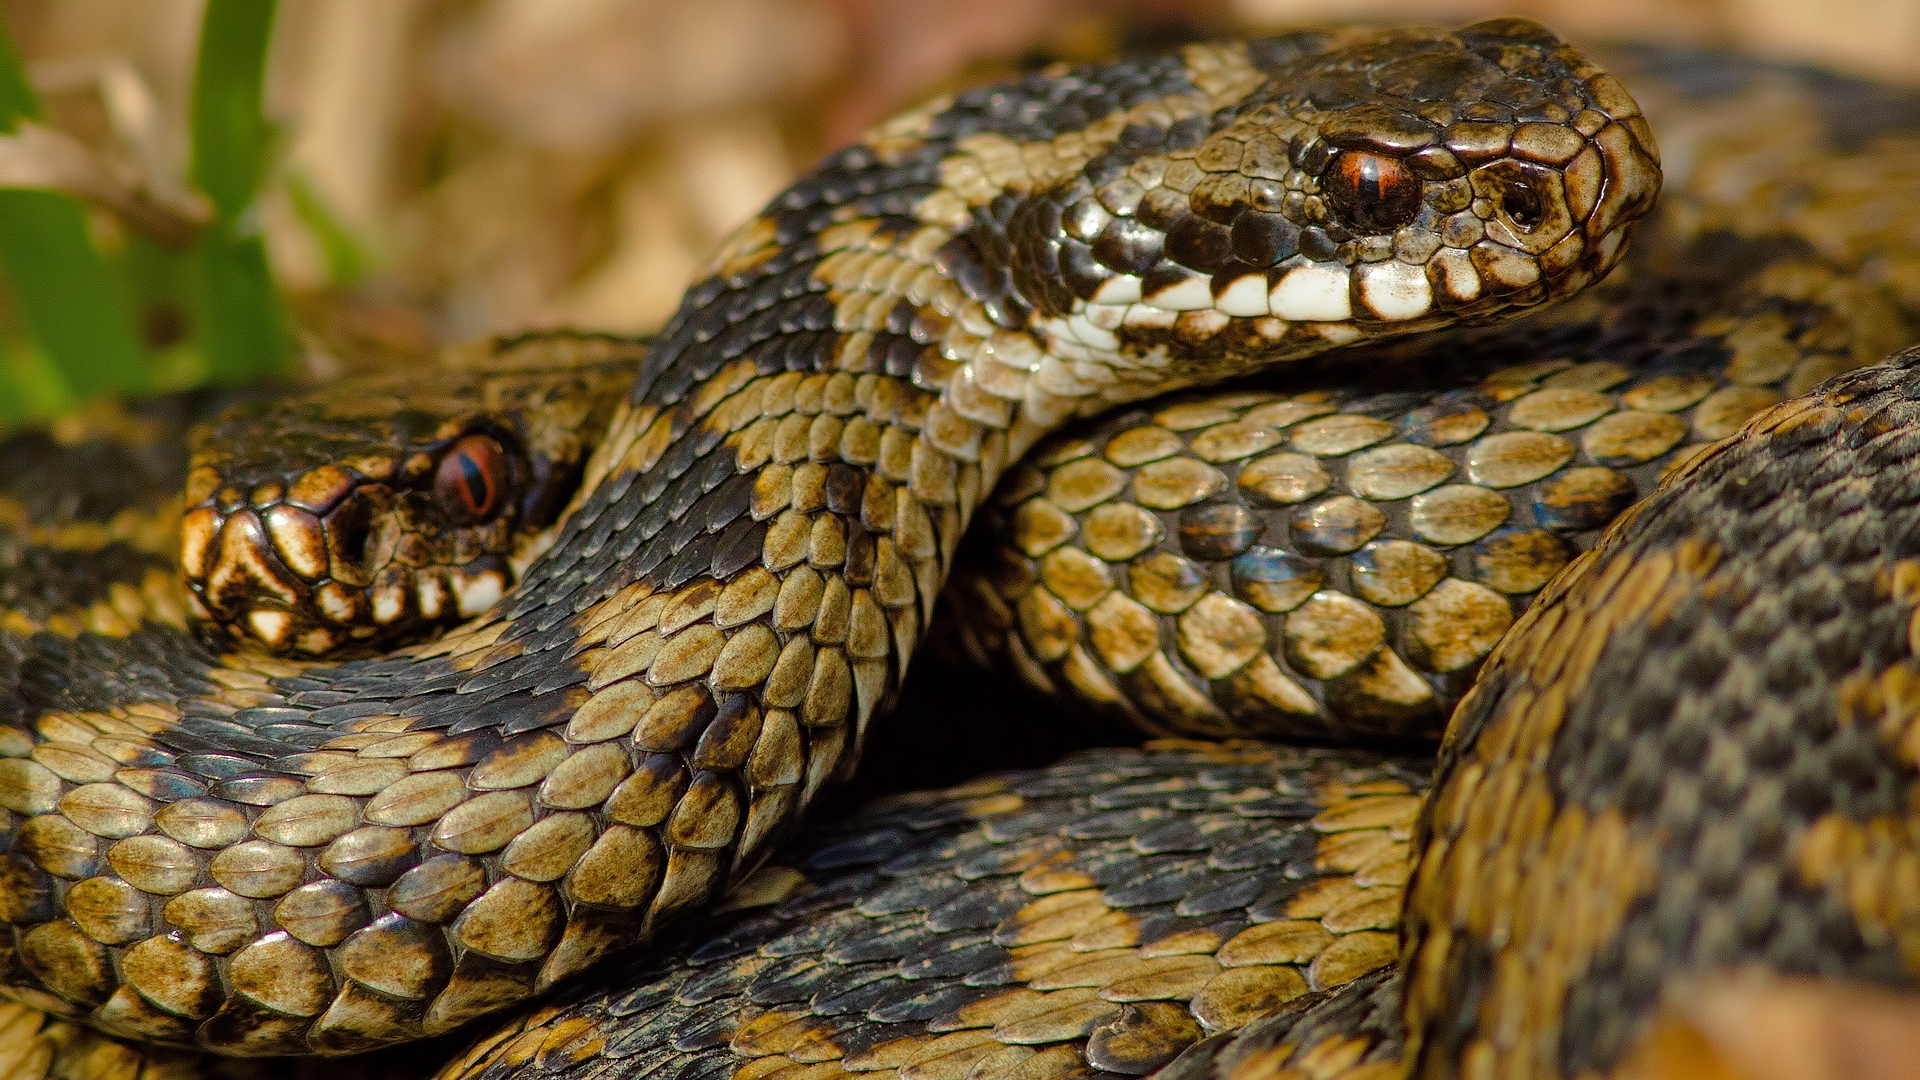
435, 434, 507, 524
1325, 150, 1422, 233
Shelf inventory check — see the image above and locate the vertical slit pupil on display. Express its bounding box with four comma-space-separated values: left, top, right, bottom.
458, 455, 490, 512
437, 434, 505, 522
1327, 150, 1420, 233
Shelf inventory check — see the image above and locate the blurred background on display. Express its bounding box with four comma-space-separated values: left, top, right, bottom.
0, 0, 1915, 425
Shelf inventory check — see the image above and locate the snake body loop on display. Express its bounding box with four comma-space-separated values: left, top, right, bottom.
11, 22, 1920, 1080
434, 44, 1920, 1080
0, 21, 1654, 1058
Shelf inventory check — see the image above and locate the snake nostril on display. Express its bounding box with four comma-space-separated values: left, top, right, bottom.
337, 516, 369, 563
324, 490, 398, 587
1501, 181, 1544, 230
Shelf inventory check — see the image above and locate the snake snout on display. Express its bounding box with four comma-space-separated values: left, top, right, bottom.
321, 485, 400, 588
180, 478, 396, 654
180, 505, 305, 648
996, 21, 1667, 406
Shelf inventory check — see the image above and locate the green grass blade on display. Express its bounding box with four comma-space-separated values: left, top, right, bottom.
0, 17, 148, 407
191, 0, 275, 214
0, 191, 150, 401
188, 0, 291, 385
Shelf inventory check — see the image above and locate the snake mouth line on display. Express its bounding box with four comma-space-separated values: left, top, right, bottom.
816, 21, 1666, 445
191, 522, 512, 654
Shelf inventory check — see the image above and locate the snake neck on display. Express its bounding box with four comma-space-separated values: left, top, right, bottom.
510, 19, 1658, 778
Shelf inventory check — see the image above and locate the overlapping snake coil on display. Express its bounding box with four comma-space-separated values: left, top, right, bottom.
0, 20, 1917, 1080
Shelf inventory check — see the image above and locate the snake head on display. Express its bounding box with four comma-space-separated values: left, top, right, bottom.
896, 18, 1662, 409
179, 334, 636, 655
1279, 19, 1663, 307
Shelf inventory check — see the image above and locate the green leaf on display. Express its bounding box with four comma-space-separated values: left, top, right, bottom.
188, 0, 292, 385
0, 17, 148, 406
0, 191, 151, 401
190, 0, 278, 216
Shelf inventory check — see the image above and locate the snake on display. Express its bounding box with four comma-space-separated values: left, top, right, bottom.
0, 17, 1916, 1080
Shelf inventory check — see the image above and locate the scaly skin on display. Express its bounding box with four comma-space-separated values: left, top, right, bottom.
7, 32, 1920, 1080
0, 22, 1653, 1058
942, 42, 1920, 747
180, 335, 637, 656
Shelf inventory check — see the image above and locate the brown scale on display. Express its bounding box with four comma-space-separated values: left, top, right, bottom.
422, 741, 1429, 1080
0, 20, 1649, 1060
1381, 48, 1920, 1080
7, 22, 1916, 1078
1394, 351, 1920, 1079
0, 743, 1426, 1080
1154, 967, 1406, 1080
938, 37, 1920, 752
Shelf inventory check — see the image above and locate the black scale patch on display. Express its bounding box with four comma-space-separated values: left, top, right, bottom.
0, 543, 171, 621
0, 392, 213, 525
0, 626, 213, 719
925, 53, 1197, 145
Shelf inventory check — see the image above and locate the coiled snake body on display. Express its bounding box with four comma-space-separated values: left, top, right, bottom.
0, 21, 1916, 1080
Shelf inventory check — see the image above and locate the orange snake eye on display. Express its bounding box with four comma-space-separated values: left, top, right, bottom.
1324, 150, 1422, 233
435, 434, 507, 524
